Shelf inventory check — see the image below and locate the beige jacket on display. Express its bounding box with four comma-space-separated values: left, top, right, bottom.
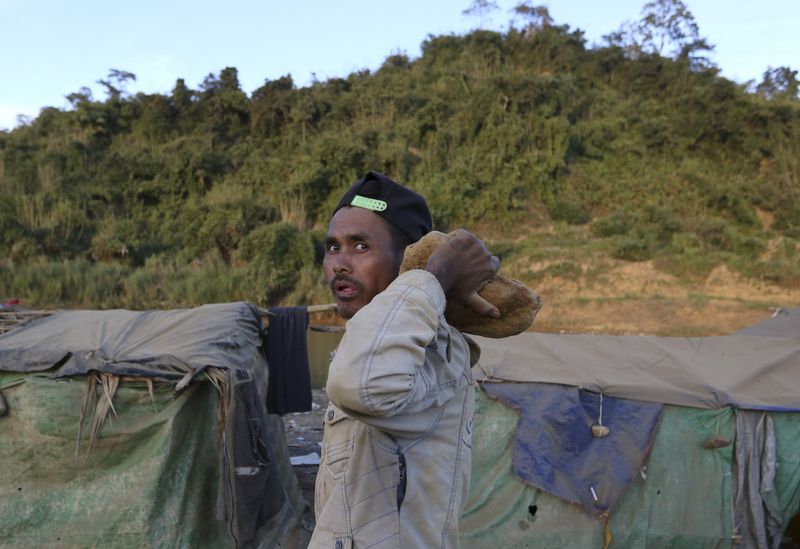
310, 269, 478, 549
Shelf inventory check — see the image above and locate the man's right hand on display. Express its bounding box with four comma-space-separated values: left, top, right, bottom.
424, 229, 500, 318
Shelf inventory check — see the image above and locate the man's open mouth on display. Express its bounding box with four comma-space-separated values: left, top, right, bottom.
333, 279, 359, 300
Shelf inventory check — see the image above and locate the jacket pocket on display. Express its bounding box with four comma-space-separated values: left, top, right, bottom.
323, 438, 354, 480
323, 404, 355, 480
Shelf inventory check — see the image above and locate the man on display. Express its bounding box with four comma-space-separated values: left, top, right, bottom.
310, 172, 499, 548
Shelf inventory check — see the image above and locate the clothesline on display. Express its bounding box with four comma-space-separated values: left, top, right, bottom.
257, 304, 345, 333
0, 305, 344, 336
256, 303, 337, 317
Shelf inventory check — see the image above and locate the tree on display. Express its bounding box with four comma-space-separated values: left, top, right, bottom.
610, 0, 714, 69
251, 75, 295, 139
756, 66, 800, 101
510, 2, 553, 33
197, 67, 250, 144
638, 0, 699, 56
171, 78, 193, 110
66, 87, 93, 108
462, 0, 499, 28
97, 69, 137, 100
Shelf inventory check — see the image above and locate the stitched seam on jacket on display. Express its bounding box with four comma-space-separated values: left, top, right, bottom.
344, 462, 397, 488
341, 464, 354, 535
402, 405, 446, 453
358, 285, 417, 415
351, 508, 398, 532
347, 484, 396, 510
362, 531, 399, 549
441, 388, 471, 546
400, 270, 444, 310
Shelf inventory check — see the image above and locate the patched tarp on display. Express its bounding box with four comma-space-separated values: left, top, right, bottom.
462, 309, 800, 547
462, 389, 739, 548
482, 382, 663, 516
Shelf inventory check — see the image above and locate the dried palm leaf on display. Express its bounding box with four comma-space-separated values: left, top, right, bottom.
145, 378, 156, 412
204, 367, 228, 444
100, 373, 119, 419
75, 374, 97, 457
87, 374, 119, 453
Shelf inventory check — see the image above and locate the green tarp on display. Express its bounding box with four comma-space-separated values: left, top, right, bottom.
462, 388, 800, 548
0, 301, 307, 548
0, 373, 230, 547
0, 372, 303, 548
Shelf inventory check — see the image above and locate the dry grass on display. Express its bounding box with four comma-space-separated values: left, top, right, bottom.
205, 367, 228, 444
526, 260, 800, 336
76, 373, 121, 456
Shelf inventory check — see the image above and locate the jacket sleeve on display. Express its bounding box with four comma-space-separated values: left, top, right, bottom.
325, 269, 456, 420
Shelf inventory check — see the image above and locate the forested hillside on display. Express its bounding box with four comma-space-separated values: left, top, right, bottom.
1, 4, 799, 312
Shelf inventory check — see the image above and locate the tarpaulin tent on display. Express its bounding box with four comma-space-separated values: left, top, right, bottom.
0, 302, 305, 548
462, 308, 800, 548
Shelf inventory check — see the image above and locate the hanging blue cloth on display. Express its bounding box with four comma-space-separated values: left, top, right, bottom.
482, 382, 663, 516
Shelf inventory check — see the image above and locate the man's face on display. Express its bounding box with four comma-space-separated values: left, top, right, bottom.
323, 206, 403, 319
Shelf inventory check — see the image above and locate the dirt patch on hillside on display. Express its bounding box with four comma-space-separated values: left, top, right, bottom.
528, 260, 800, 336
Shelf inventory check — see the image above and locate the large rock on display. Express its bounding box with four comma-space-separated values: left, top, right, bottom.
401, 231, 542, 338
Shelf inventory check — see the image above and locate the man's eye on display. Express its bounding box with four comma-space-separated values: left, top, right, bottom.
327, 244, 339, 253
355, 243, 368, 251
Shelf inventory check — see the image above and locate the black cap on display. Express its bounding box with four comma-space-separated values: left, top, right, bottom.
333, 172, 432, 243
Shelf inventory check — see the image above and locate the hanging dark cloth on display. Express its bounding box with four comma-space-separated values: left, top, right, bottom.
265, 307, 312, 415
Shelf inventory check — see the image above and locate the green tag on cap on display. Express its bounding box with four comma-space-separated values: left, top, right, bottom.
351, 195, 387, 212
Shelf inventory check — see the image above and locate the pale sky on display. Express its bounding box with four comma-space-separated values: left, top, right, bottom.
1, 0, 798, 131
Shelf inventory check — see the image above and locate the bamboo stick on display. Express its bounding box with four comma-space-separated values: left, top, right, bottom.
257, 303, 337, 318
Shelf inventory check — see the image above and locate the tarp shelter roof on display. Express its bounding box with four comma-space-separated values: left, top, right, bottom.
0, 302, 263, 382
472, 308, 800, 412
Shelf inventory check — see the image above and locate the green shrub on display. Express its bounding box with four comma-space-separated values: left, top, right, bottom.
485, 240, 519, 261
239, 222, 316, 305
89, 218, 139, 264
592, 210, 632, 237
694, 217, 766, 258
548, 199, 590, 225
611, 232, 654, 261
9, 237, 42, 261
773, 204, 800, 238
0, 258, 130, 308
641, 205, 682, 246
752, 238, 800, 287
695, 217, 735, 251
543, 261, 583, 279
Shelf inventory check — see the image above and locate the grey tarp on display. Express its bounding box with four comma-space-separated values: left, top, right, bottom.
734, 410, 782, 548
472, 328, 800, 412
734, 307, 800, 339
0, 303, 265, 381
0, 302, 304, 548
